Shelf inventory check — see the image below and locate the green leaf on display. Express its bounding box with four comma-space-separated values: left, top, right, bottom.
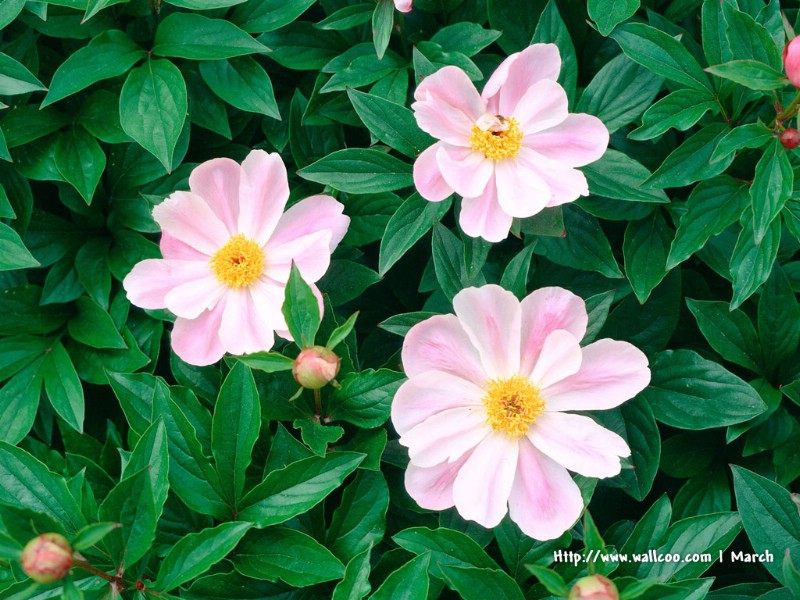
347, 89, 434, 158
328, 471, 389, 563
212, 362, 260, 508
582, 150, 669, 203
487, 0, 540, 54
610, 22, 713, 92
532, 0, 577, 103
54, 126, 106, 204
393, 527, 500, 578
758, 264, 800, 367
0, 441, 86, 534
41, 341, 84, 432
233, 527, 344, 587
705, 60, 787, 90
120, 58, 187, 171
0, 0, 25, 29
432, 222, 468, 300
332, 545, 373, 600
379, 311, 439, 337
629, 89, 718, 140
371, 0, 393, 60
327, 311, 358, 350
329, 369, 403, 428
686, 300, 762, 373
231, 0, 316, 34
282, 263, 320, 348
711, 123, 773, 163
71, 522, 121, 552
0, 531, 23, 561
199, 57, 280, 119
589, 0, 640, 36
623, 211, 672, 303
672, 468, 731, 520
237, 351, 294, 373
500, 242, 536, 299
371, 553, 430, 600
68, 296, 126, 349
722, 3, 782, 70
433, 22, 502, 57
642, 349, 767, 429
646, 123, 732, 189
784, 552, 800, 597
0, 359, 42, 444
42, 30, 146, 107
619, 495, 672, 565
316, 5, 373, 31
153, 13, 268, 60
164, 0, 248, 7
526, 565, 569, 596
258, 22, 347, 70
298, 149, 412, 194
730, 215, 781, 310
154, 522, 252, 592
0, 52, 46, 96
751, 140, 792, 245
379, 193, 451, 275
238, 452, 364, 527
731, 466, 800, 584
0, 222, 39, 270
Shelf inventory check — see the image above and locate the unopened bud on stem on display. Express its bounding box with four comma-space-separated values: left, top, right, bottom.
293, 346, 340, 390
784, 37, 800, 88
20, 533, 73, 584
568, 575, 619, 600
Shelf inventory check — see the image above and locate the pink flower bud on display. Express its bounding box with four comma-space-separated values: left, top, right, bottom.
20, 533, 73, 584
784, 37, 800, 88
781, 129, 800, 149
293, 346, 340, 390
568, 575, 619, 600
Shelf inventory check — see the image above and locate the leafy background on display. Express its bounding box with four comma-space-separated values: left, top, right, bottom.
0, 0, 800, 598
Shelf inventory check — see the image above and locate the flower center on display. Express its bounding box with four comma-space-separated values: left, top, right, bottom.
209, 233, 264, 288
483, 374, 544, 438
470, 114, 523, 161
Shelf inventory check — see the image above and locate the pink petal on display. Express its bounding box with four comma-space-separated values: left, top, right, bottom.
528, 330, 582, 389
160, 232, 207, 261
437, 145, 494, 199
170, 305, 226, 367
401, 314, 488, 386
510, 79, 569, 135
401, 406, 489, 468
507, 438, 583, 541
391, 370, 485, 435
163, 274, 227, 320
459, 181, 513, 243
482, 44, 562, 113
525, 114, 609, 167
412, 66, 484, 146
413, 143, 454, 202
528, 412, 630, 478
452, 432, 518, 528
265, 230, 333, 284
188, 157, 241, 235
152, 191, 230, 255
452, 285, 521, 378
237, 150, 289, 245
494, 152, 551, 218
519, 287, 588, 374
123, 259, 210, 311
543, 339, 651, 412
519, 150, 590, 208
217, 287, 275, 355
394, 0, 412, 12
404, 452, 470, 511
268, 195, 349, 253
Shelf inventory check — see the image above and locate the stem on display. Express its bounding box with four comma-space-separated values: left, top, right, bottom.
313, 388, 323, 418
72, 560, 119, 584
773, 92, 800, 127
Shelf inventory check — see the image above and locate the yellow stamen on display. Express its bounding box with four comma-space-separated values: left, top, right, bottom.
483, 374, 544, 438
470, 116, 523, 161
209, 234, 264, 288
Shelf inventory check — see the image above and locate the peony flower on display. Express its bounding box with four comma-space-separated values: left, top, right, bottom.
123, 150, 349, 366
293, 346, 340, 389
395, 0, 412, 12
569, 575, 619, 600
411, 44, 609, 242
21, 533, 73, 584
391, 285, 650, 540
784, 37, 800, 88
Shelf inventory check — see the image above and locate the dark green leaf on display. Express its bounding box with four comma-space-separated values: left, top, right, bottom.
54, 126, 106, 204
329, 369, 403, 428
751, 140, 792, 245
0, 222, 39, 270
393, 527, 500, 578
199, 57, 280, 119
686, 299, 762, 372
705, 60, 787, 90
371, 553, 430, 600
153, 13, 268, 60
730, 216, 781, 310
237, 352, 294, 373
589, 0, 640, 36
0, 52, 46, 96
629, 89, 718, 140
371, 0, 393, 60
68, 296, 126, 349
332, 545, 373, 600
72, 522, 121, 552
298, 149, 412, 194
282, 263, 320, 348
232, 0, 316, 34
328, 471, 389, 562
758, 264, 800, 366
623, 211, 672, 303
582, 150, 669, 203
646, 123, 732, 189
41, 341, 84, 432
379, 194, 451, 275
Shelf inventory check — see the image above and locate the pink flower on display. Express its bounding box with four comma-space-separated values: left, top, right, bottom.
411, 44, 609, 242
784, 37, 800, 88
391, 285, 650, 540
21, 533, 73, 584
123, 150, 349, 366
395, 0, 412, 12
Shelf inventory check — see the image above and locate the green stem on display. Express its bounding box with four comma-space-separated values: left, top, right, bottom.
774, 92, 800, 126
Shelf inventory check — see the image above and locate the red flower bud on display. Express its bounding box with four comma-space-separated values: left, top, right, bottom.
568, 575, 619, 600
781, 129, 800, 149
20, 533, 73, 584
784, 37, 800, 88
293, 346, 340, 389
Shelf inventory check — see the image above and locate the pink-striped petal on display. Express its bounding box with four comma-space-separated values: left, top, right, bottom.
525, 114, 609, 167
268, 195, 349, 252
401, 406, 489, 468
405, 452, 471, 511
391, 370, 485, 435
520, 150, 590, 207
170, 305, 226, 367
237, 150, 289, 245
494, 152, 551, 218
217, 287, 275, 356
528, 330, 582, 389
123, 259, 210, 311
507, 439, 583, 540
152, 191, 230, 255
401, 314, 488, 386
528, 412, 630, 478
510, 79, 569, 135
543, 339, 651, 412
519, 287, 588, 374
482, 44, 562, 113
265, 230, 333, 284
414, 143, 454, 202
413, 67, 484, 145
437, 145, 494, 199
160, 232, 207, 261
452, 285, 521, 378
459, 182, 514, 243
452, 432, 518, 528
163, 274, 227, 320
188, 157, 241, 235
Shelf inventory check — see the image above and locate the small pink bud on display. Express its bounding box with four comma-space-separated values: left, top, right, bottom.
568, 575, 619, 600
20, 533, 73, 584
293, 346, 340, 390
781, 129, 800, 149
784, 37, 800, 88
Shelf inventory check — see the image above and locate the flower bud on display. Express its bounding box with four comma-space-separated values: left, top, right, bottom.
568, 575, 619, 600
20, 533, 73, 584
781, 129, 800, 149
784, 37, 800, 88
293, 346, 340, 390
